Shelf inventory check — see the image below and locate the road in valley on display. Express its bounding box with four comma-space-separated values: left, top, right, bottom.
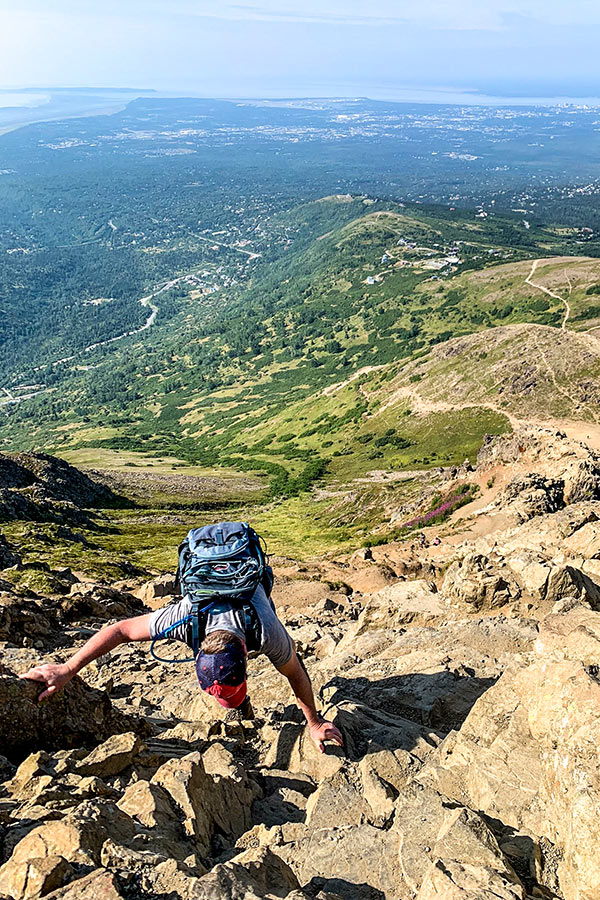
0, 269, 207, 406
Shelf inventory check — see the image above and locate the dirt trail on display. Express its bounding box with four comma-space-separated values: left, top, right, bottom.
322, 365, 386, 397
377, 382, 522, 430
525, 258, 571, 330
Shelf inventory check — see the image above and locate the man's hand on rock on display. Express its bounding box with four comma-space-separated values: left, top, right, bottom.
309, 718, 344, 754
20, 663, 74, 701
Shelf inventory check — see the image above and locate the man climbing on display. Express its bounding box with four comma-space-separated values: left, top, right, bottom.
22, 522, 343, 755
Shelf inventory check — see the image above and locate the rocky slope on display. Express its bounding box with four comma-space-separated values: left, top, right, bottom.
2, 428, 600, 898
0, 452, 122, 525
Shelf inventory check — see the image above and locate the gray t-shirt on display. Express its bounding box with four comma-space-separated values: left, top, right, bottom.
148, 583, 293, 669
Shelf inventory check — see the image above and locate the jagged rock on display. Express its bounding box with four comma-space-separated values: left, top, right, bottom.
393, 783, 522, 894
416, 859, 525, 899
499, 473, 564, 521
563, 520, 600, 558
0, 854, 73, 900
0, 594, 60, 646
355, 580, 449, 633
305, 768, 372, 830
6, 428, 600, 900
119, 851, 207, 897
133, 573, 178, 609
358, 749, 413, 795
149, 752, 255, 856
43, 869, 124, 899
503, 550, 551, 600
251, 770, 314, 829
417, 662, 543, 835
61, 585, 143, 622
562, 458, 600, 504
192, 847, 300, 899
496, 504, 599, 557
6, 750, 55, 801
0, 666, 146, 763
544, 564, 600, 608
0, 533, 19, 569
75, 732, 145, 777
534, 607, 600, 665
0, 799, 136, 886
419, 609, 600, 900
117, 779, 184, 857
442, 553, 520, 610
282, 823, 402, 900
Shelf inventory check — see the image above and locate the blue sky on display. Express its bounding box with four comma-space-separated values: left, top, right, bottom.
0, 1, 597, 98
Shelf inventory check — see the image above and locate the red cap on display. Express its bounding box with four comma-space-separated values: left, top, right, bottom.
204, 679, 248, 708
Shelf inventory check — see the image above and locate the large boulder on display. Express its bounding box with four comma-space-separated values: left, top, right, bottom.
0, 799, 136, 888
562, 458, 600, 504
498, 473, 563, 521
75, 732, 145, 777
442, 553, 520, 610
0, 665, 146, 763
43, 869, 124, 900
0, 593, 60, 646
149, 752, 256, 856
544, 565, 600, 608
416, 859, 525, 900
563, 520, 600, 559
189, 847, 301, 900
0, 854, 73, 900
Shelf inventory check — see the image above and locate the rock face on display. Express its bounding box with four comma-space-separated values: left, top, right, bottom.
2, 426, 600, 899
419, 608, 600, 900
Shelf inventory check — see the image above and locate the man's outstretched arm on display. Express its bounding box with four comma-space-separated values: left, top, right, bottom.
21, 613, 153, 701
277, 647, 343, 753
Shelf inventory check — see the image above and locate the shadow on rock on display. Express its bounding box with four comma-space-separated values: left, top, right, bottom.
323, 670, 497, 760
306, 875, 385, 900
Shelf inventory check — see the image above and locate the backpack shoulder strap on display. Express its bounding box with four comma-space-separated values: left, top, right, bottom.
186, 597, 214, 656
187, 596, 262, 655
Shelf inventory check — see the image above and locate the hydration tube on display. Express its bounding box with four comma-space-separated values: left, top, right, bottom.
149, 599, 216, 663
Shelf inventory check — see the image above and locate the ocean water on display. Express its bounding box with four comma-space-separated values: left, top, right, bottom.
0, 92, 50, 109
0, 88, 149, 133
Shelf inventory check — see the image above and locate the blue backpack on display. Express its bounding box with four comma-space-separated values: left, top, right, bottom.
151, 522, 273, 662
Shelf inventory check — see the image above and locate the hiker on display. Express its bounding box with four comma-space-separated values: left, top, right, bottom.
22, 522, 343, 754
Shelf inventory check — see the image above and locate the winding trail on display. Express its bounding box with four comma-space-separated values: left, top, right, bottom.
525, 259, 571, 330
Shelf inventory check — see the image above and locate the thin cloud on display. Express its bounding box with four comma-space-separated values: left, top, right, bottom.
170, 0, 600, 30
4, 1, 600, 30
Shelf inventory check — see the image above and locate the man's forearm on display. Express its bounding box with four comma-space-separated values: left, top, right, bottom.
22, 614, 153, 701
65, 622, 127, 675
282, 658, 321, 727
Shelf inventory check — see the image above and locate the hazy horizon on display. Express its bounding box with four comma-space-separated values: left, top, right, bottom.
0, 1, 596, 102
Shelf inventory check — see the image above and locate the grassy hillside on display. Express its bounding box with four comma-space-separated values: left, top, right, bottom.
4, 198, 594, 455
3, 197, 600, 555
